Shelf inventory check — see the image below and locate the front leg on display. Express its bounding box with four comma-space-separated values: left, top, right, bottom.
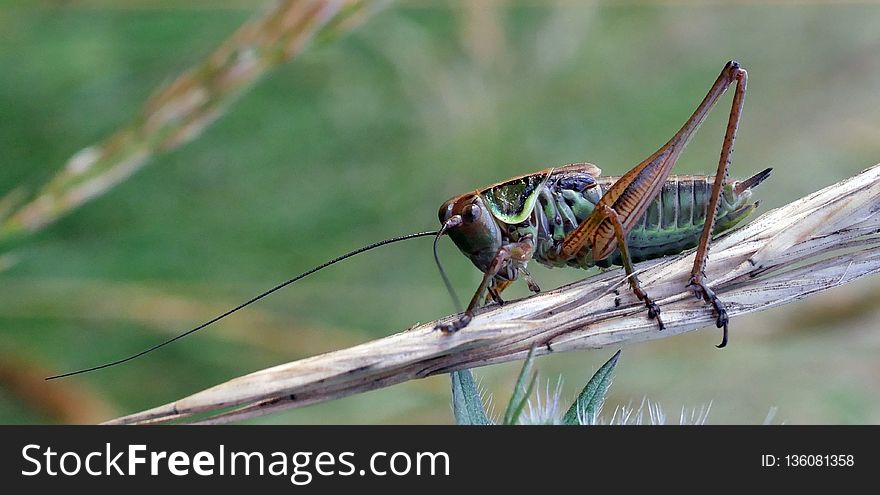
437, 240, 533, 333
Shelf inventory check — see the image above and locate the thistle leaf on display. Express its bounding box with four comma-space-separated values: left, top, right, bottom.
562, 350, 621, 425
451, 370, 492, 425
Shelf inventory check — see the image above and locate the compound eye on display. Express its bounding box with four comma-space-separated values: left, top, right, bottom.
463, 203, 481, 222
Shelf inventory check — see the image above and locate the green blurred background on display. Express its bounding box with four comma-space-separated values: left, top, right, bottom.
1, 0, 879, 424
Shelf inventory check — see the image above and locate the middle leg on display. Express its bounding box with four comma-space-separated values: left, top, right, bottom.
602, 204, 665, 330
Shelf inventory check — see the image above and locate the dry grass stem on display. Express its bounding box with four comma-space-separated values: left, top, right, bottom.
0, 0, 384, 242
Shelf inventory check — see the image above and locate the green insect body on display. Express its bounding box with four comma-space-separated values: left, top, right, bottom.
519, 172, 764, 270
448, 164, 771, 283
433, 62, 759, 344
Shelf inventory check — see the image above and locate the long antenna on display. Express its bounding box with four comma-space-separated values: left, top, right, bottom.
434, 216, 463, 313
47, 230, 440, 380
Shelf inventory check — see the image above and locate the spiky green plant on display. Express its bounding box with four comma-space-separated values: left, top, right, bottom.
452, 351, 780, 425
451, 349, 620, 426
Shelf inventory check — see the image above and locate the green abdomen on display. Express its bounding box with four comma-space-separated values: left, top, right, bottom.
532, 174, 760, 269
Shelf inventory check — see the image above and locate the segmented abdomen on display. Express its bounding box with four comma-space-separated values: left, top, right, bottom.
531, 174, 757, 269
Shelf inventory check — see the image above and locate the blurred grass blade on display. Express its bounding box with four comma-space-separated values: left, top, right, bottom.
503, 346, 537, 425
451, 370, 491, 425
562, 350, 621, 425
0, 349, 116, 424
0, 0, 385, 243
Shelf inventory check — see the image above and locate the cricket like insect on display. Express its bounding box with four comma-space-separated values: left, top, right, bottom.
436, 60, 766, 347
48, 61, 767, 381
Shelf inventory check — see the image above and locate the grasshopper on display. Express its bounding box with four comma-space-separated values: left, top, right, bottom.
436, 60, 769, 347
48, 61, 767, 380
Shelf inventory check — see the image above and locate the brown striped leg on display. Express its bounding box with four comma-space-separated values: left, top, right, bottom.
686, 62, 748, 348
602, 205, 665, 330
558, 61, 751, 264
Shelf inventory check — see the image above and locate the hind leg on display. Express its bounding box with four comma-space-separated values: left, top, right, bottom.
687, 63, 748, 348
